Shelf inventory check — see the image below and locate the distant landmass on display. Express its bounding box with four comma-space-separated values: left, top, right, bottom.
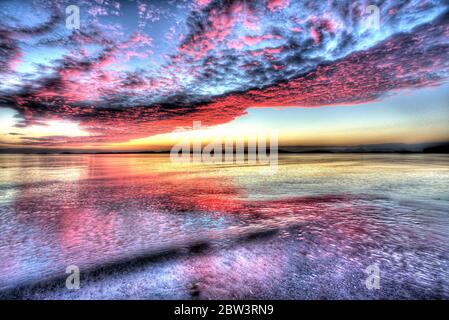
279, 142, 449, 154
423, 143, 449, 153
1, 142, 449, 154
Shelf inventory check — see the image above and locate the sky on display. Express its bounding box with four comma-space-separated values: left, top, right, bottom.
0, 0, 448, 151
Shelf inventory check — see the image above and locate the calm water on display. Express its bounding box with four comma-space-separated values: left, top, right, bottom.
0, 154, 448, 299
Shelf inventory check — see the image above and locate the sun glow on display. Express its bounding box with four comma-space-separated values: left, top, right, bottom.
0, 108, 90, 147
24, 120, 90, 138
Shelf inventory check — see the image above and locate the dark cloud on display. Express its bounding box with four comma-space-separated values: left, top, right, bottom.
0, 30, 20, 74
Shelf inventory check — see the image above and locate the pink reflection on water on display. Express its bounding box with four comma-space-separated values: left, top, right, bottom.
1, 154, 449, 298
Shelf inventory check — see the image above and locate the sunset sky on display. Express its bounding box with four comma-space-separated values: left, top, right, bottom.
0, 0, 448, 151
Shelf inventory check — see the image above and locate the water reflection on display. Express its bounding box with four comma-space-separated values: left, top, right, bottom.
0, 154, 448, 298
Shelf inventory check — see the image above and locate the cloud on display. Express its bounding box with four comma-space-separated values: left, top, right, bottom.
0, 30, 21, 74
0, 0, 448, 146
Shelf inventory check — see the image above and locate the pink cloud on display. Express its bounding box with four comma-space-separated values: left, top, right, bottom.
267, 0, 289, 12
